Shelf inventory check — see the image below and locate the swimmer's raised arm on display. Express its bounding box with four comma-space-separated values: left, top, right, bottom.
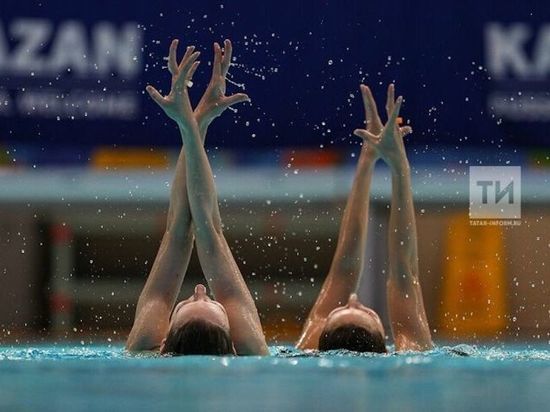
296, 85, 381, 349
127, 40, 249, 352
354, 84, 432, 351
146, 40, 268, 356
126, 146, 194, 351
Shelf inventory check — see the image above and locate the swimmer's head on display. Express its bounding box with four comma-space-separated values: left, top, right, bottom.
319, 294, 387, 353
160, 284, 234, 355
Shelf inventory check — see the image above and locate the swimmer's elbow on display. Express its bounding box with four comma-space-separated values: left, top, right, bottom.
126, 326, 164, 352
126, 333, 153, 352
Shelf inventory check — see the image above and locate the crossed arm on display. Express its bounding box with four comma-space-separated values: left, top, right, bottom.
144, 40, 268, 355
127, 40, 265, 353
126, 41, 223, 351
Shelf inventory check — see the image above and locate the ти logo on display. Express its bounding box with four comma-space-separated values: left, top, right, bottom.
469, 166, 521, 222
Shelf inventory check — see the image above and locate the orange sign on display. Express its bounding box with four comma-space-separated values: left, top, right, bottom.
439, 214, 507, 337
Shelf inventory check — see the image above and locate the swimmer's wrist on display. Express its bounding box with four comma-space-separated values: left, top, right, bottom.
176, 117, 200, 136
388, 156, 411, 175
356, 139, 376, 161
194, 109, 213, 132
361, 147, 379, 164
363, 155, 378, 168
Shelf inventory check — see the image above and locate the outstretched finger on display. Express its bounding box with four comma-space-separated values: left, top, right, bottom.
222, 93, 250, 108
168, 39, 179, 75
385, 84, 395, 118
187, 61, 201, 84
146, 85, 165, 107
212, 42, 222, 77
387, 96, 403, 129
360, 84, 381, 129
183, 51, 201, 74
221, 39, 233, 76
178, 45, 196, 71
176, 51, 200, 87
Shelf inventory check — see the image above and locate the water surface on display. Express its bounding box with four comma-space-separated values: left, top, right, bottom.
1, 344, 550, 411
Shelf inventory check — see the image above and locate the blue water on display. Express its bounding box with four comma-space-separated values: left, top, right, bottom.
1, 344, 550, 412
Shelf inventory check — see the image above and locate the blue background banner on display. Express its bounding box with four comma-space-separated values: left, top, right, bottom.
0, 0, 548, 151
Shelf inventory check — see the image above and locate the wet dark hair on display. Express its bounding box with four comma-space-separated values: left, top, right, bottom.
162, 319, 233, 356
318, 324, 387, 353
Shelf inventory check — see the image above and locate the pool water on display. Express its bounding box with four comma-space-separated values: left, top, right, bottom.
1, 344, 550, 411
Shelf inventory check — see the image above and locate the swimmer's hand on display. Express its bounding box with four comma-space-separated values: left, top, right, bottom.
353, 84, 412, 169
146, 39, 201, 130
194, 39, 250, 131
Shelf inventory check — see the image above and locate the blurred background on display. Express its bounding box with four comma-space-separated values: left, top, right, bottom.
0, 0, 548, 345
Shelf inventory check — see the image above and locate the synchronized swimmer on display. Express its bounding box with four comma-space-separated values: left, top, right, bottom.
126, 39, 432, 355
